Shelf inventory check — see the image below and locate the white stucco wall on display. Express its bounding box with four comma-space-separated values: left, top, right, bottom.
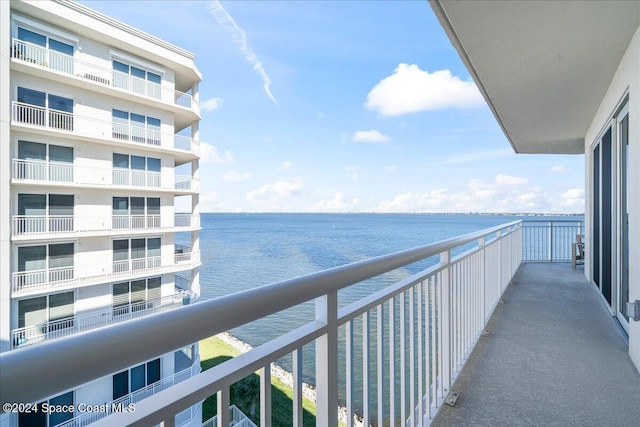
584, 25, 640, 369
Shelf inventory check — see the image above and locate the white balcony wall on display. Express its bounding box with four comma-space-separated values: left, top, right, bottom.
584, 26, 640, 368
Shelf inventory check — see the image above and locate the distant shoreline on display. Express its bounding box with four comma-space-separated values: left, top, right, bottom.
200, 211, 584, 216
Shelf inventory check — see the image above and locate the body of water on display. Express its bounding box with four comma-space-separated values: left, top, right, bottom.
184, 213, 581, 418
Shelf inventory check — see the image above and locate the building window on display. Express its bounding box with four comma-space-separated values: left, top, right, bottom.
16, 141, 75, 182
112, 196, 161, 229
112, 153, 161, 187
17, 193, 74, 234
17, 292, 74, 345
112, 277, 162, 316
15, 87, 73, 130
113, 359, 161, 400
17, 243, 74, 286
112, 59, 162, 99
111, 109, 161, 146
13, 26, 75, 74
112, 238, 161, 272
18, 391, 73, 427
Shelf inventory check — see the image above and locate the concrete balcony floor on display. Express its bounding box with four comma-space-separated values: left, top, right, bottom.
433, 263, 640, 427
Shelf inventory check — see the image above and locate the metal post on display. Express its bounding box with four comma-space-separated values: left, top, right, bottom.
260, 365, 272, 427
549, 221, 554, 262
315, 292, 338, 426
440, 250, 452, 400
216, 388, 230, 427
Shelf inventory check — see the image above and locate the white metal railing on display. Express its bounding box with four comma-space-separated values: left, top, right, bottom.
56, 356, 201, 427
12, 38, 74, 73
0, 221, 523, 427
11, 102, 200, 155
12, 214, 185, 237
522, 219, 584, 262
202, 405, 257, 427
12, 102, 73, 131
175, 401, 202, 427
11, 159, 199, 192
11, 290, 190, 349
11, 38, 199, 113
11, 251, 201, 295
174, 214, 200, 229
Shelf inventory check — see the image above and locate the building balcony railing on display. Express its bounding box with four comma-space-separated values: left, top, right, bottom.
11, 213, 199, 237
12, 159, 200, 193
11, 250, 201, 295
2, 219, 589, 427
11, 290, 190, 350
202, 405, 257, 427
11, 38, 200, 115
11, 102, 200, 156
55, 356, 201, 427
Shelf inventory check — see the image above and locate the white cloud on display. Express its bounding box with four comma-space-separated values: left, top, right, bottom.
374, 174, 574, 213
550, 165, 569, 174
494, 174, 528, 186
352, 129, 391, 144
200, 143, 234, 164
208, 1, 277, 104
560, 188, 585, 209
384, 165, 398, 173
223, 170, 251, 182
365, 64, 485, 116
246, 179, 303, 203
281, 161, 292, 169
200, 97, 224, 112
199, 192, 226, 212
308, 192, 360, 212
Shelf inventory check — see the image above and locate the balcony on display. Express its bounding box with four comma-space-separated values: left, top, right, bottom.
11, 213, 199, 238
11, 290, 190, 349
202, 405, 257, 427
11, 102, 200, 156
55, 356, 201, 427
3, 220, 637, 427
11, 250, 201, 295
11, 38, 200, 116
12, 159, 200, 193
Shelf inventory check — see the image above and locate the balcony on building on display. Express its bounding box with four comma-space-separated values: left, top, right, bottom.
11, 275, 192, 350
4, 219, 638, 427
11, 241, 200, 296
10, 96, 200, 159
9, 27, 201, 127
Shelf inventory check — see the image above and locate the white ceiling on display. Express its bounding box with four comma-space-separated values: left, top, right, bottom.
431, 0, 640, 154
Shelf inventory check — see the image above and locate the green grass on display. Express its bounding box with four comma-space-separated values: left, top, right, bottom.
199, 335, 318, 427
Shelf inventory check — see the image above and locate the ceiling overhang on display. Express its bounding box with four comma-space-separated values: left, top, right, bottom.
430, 0, 640, 154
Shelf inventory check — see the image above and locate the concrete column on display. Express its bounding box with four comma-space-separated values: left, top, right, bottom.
1, 0, 12, 356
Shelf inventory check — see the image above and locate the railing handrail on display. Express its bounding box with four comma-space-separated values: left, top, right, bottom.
11, 101, 200, 155
0, 220, 521, 405
12, 38, 199, 110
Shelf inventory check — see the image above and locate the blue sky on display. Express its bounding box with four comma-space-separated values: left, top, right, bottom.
84, 0, 585, 213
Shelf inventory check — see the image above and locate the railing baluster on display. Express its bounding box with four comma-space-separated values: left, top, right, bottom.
377, 303, 384, 427
362, 310, 370, 427
388, 297, 395, 426
315, 292, 338, 427
440, 250, 452, 401
400, 291, 407, 427
217, 387, 230, 427
409, 286, 415, 427
292, 349, 303, 427
260, 365, 272, 427
417, 280, 423, 426
345, 321, 354, 427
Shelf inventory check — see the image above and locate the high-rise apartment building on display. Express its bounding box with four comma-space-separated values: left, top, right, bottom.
1, 1, 202, 425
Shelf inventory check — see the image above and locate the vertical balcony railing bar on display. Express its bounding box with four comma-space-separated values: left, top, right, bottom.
0, 221, 523, 427
522, 219, 584, 262
11, 38, 199, 112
